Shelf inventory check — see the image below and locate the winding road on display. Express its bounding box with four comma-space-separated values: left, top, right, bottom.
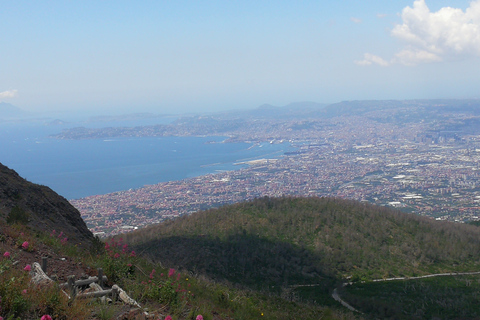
331, 271, 480, 313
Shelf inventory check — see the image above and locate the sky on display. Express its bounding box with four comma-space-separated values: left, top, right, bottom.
1, 0, 480, 115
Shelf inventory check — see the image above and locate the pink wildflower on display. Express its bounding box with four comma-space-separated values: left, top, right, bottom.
165, 316, 172, 320
0, 316, 3, 320
58, 231, 64, 238
3, 251, 10, 258
24, 264, 31, 271
41, 315, 53, 320
61, 237, 68, 244
21, 241, 29, 249
196, 315, 204, 320
149, 269, 155, 279
114, 253, 120, 258
168, 268, 175, 277
130, 250, 136, 257
22, 289, 27, 294
177, 273, 181, 281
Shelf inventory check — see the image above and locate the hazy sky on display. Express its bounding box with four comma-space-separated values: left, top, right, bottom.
1, 0, 479, 115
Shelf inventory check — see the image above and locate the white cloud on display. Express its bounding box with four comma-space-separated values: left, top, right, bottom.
376, 13, 387, 19
392, 0, 480, 57
350, 17, 362, 24
392, 49, 442, 66
355, 53, 390, 66
0, 89, 18, 99
357, 0, 480, 66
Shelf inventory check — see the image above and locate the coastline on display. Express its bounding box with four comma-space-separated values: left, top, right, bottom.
1, 124, 294, 200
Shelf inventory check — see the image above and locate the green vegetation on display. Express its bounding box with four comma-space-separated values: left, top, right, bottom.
342, 275, 480, 319
467, 220, 480, 227
0, 231, 91, 319
119, 196, 480, 319
6, 206, 29, 225
3, 194, 480, 318
124, 197, 480, 282
0, 219, 355, 319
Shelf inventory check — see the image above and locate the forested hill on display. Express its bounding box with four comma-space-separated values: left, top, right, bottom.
123, 197, 480, 291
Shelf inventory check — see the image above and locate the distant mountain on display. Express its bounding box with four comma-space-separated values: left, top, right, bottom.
51, 99, 480, 140
323, 99, 480, 118
0, 102, 25, 118
217, 101, 327, 120
0, 163, 94, 248
283, 101, 328, 111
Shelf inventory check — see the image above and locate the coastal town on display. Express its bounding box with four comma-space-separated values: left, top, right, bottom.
66, 100, 480, 236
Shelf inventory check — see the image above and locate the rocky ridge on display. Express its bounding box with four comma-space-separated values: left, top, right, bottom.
0, 162, 94, 248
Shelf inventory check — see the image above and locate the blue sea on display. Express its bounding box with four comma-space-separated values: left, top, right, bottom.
0, 118, 292, 199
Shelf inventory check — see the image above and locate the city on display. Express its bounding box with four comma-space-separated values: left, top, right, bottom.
68, 101, 480, 236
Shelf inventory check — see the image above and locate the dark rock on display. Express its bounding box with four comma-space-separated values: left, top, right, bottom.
0, 162, 94, 249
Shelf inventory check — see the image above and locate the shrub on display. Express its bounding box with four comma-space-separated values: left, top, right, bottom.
0, 269, 30, 318
6, 206, 29, 225
99, 238, 137, 284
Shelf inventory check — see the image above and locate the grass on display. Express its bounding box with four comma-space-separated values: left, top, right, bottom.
0, 222, 356, 320
0, 260, 91, 319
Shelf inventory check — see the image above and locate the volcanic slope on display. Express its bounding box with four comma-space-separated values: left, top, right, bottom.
0, 162, 94, 247
123, 196, 480, 292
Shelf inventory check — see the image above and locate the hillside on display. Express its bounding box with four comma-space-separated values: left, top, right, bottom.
3, 161, 480, 318
0, 162, 94, 247
0, 166, 356, 319
123, 196, 480, 289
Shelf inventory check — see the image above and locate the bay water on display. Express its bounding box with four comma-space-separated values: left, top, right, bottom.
0, 119, 291, 199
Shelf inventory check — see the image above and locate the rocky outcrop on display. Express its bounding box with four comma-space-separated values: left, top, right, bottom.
0, 163, 94, 247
